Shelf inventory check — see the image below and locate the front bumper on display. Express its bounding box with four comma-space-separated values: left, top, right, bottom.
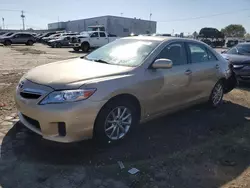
233, 66, 250, 82
70, 43, 81, 47
15, 80, 106, 143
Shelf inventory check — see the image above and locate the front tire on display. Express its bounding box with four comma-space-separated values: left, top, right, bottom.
4, 40, 11, 46
209, 81, 224, 107
94, 99, 139, 143
55, 42, 62, 48
81, 42, 90, 52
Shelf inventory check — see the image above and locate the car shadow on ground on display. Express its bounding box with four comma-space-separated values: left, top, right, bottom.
0, 101, 250, 187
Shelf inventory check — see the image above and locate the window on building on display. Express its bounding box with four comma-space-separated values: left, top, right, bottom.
123, 28, 129, 32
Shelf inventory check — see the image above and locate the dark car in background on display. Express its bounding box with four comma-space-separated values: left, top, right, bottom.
0, 32, 14, 38
36, 32, 58, 42
226, 39, 238, 48
198, 27, 225, 47
222, 43, 250, 83
0, 32, 7, 36
0, 32, 36, 46
48, 36, 74, 48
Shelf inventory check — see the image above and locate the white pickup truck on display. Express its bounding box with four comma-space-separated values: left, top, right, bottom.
70, 31, 118, 52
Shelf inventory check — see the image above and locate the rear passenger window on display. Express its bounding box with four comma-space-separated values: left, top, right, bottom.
100, 32, 106, 37
156, 42, 187, 66
188, 43, 209, 63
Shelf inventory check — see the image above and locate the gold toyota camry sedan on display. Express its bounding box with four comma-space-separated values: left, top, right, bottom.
15, 36, 236, 143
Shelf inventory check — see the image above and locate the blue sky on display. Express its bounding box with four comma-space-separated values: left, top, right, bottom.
0, 0, 250, 34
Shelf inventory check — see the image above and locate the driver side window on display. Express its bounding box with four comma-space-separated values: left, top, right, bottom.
156, 42, 187, 66
90, 32, 99, 38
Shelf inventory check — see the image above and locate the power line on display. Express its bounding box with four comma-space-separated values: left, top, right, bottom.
157, 8, 250, 22
0, 9, 21, 12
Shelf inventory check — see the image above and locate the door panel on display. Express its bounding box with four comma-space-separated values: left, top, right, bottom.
143, 42, 192, 116
89, 32, 100, 47
99, 32, 109, 46
186, 43, 220, 101
12, 34, 22, 44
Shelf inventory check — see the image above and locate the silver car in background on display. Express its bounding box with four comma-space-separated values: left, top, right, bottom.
15, 37, 236, 143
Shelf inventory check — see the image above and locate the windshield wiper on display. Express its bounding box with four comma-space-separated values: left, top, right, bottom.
82, 56, 110, 64
88, 58, 110, 64
92, 59, 110, 64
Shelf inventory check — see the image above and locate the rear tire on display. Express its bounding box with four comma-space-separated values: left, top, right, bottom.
94, 99, 139, 144
26, 40, 34, 46
81, 42, 90, 52
4, 40, 11, 46
55, 42, 62, 48
209, 80, 224, 108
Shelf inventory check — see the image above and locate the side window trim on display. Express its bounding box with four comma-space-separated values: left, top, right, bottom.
152, 41, 188, 67
184, 42, 191, 64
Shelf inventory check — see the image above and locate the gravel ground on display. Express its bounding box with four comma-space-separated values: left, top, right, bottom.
0, 45, 250, 188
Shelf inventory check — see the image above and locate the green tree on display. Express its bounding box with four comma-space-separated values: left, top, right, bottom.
221, 24, 246, 37
245, 33, 250, 39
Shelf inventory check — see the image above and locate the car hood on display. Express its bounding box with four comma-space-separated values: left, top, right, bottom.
48, 38, 61, 42
24, 58, 133, 90
0, 36, 11, 39
221, 54, 250, 64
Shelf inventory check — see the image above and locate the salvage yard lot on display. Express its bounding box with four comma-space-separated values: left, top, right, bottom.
0, 44, 250, 188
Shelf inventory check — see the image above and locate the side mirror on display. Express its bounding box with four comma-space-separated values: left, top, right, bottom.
152, 59, 173, 69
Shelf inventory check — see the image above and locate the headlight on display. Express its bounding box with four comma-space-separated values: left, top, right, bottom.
233, 64, 244, 68
39, 88, 96, 105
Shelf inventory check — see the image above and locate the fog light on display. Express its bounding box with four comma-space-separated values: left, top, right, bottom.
58, 122, 66, 136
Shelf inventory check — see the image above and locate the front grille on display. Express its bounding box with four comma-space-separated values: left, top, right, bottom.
71, 37, 78, 43
22, 114, 40, 130
240, 76, 250, 80
20, 92, 41, 99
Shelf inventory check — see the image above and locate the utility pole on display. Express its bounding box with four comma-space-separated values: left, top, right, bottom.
149, 13, 152, 21
21, 10, 25, 30
57, 16, 60, 29
2, 17, 4, 29
149, 13, 152, 34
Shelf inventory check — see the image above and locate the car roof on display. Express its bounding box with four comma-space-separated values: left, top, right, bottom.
122, 36, 200, 43
14, 32, 34, 35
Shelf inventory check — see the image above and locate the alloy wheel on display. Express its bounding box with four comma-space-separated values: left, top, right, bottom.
212, 83, 223, 106
104, 106, 132, 140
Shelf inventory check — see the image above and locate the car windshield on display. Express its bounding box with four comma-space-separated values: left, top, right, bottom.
227, 44, 250, 55
237, 44, 250, 55
2, 32, 14, 36
85, 39, 160, 67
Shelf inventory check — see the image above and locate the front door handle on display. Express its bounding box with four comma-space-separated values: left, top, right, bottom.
215, 64, 220, 69
185, 70, 192, 75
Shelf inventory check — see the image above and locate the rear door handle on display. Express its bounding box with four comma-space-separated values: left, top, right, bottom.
185, 70, 192, 75
215, 64, 220, 69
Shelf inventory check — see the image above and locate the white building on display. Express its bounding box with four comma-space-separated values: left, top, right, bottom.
48, 15, 157, 37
